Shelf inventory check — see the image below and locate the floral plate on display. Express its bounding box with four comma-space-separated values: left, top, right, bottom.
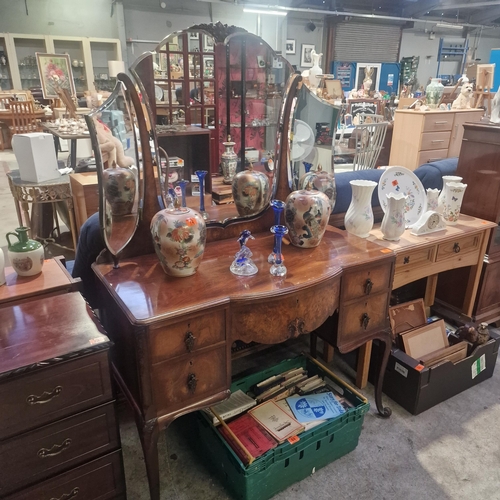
378, 166, 427, 228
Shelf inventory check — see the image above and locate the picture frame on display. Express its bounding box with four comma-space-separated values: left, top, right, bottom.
286, 39, 296, 55
354, 62, 381, 92
400, 320, 448, 359
324, 78, 343, 99
203, 35, 214, 52
300, 44, 315, 68
35, 53, 76, 99
347, 98, 381, 119
189, 32, 199, 40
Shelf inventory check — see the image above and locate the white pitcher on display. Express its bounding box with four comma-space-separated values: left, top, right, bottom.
345, 180, 378, 238
442, 182, 467, 225
380, 193, 408, 241
437, 175, 463, 213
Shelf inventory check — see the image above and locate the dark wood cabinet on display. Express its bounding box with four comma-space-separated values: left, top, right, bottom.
0, 292, 125, 498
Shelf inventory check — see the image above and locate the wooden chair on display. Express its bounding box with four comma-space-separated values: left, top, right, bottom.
0, 95, 14, 150
9, 100, 41, 137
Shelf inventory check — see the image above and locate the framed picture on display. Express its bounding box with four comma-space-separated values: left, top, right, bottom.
324, 78, 343, 99
347, 98, 381, 119
36, 53, 75, 99
354, 63, 381, 92
286, 39, 296, 55
400, 320, 448, 359
300, 44, 315, 68
189, 32, 199, 40
203, 35, 214, 52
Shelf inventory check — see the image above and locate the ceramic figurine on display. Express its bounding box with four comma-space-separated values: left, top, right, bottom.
150, 201, 206, 278
476, 322, 490, 345
299, 164, 336, 211
232, 161, 270, 217
344, 180, 377, 238
230, 230, 258, 276
221, 135, 238, 184
452, 82, 474, 109
442, 181, 467, 225
6, 227, 44, 277
285, 183, 331, 248
362, 66, 374, 96
380, 193, 407, 241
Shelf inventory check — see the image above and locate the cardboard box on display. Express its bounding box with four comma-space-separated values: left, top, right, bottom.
12, 133, 60, 183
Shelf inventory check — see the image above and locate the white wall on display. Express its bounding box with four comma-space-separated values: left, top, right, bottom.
285, 16, 324, 70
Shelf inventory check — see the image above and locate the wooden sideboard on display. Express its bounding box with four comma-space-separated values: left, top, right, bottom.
0, 292, 125, 499
93, 226, 395, 500
388, 108, 484, 170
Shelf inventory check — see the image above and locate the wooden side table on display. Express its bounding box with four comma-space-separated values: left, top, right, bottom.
69, 172, 99, 235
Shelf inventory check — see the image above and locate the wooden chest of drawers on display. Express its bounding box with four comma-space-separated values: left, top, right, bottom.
70, 172, 99, 235
0, 292, 125, 498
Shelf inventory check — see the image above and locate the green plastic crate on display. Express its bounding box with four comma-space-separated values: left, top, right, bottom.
194, 354, 369, 500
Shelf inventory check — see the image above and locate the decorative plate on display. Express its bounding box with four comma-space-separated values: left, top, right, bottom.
378, 166, 427, 228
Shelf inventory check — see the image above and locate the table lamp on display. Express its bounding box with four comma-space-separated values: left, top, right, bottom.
108, 60, 126, 78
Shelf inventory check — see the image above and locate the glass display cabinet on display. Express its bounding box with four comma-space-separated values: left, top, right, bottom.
13, 35, 48, 90
90, 39, 121, 92
0, 36, 13, 91
52, 38, 87, 93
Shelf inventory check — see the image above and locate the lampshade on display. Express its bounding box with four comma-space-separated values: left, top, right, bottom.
108, 60, 126, 78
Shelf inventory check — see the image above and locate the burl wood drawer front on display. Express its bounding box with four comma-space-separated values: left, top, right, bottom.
420, 131, 451, 151
423, 114, 453, 132
152, 346, 227, 414
342, 263, 392, 301
0, 351, 112, 440
396, 246, 435, 269
338, 292, 389, 344
150, 310, 225, 363
436, 235, 479, 262
0, 403, 119, 496
418, 148, 449, 166
4, 451, 125, 500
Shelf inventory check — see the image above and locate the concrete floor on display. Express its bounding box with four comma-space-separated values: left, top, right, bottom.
1, 150, 500, 500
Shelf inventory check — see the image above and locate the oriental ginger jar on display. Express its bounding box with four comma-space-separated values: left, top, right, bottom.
150, 207, 206, 277
232, 163, 271, 217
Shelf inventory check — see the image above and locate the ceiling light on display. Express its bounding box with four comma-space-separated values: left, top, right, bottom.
243, 8, 287, 16
436, 23, 464, 29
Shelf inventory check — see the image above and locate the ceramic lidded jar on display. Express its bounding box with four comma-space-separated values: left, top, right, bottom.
425, 78, 445, 108
221, 135, 238, 185
380, 193, 407, 241
299, 164, 336, 211
284, 183, 331, 248
6, 227, 44, 277
102, 165, 137, 216
232, 162, 271, 217
150, 204, 206, 277
344, 180, 378, 238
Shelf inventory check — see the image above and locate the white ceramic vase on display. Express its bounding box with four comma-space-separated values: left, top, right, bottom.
0, 248, 5, 286
344, 180, 377, 238
308, 50, 323, 89
437, 175, 463, 213
426, 78, 445, 108
426, 188, 440, 212
380, 193, 407, 241
442, 182, 467, 225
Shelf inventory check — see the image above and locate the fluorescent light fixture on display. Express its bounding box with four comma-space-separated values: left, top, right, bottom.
436, 23, 464, 29
243, 8, 287, 16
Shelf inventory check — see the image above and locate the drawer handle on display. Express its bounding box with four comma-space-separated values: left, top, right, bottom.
38, 438, 72, 459
435, 121, 448, 124
184, 331, 196, 352
364, 278, 373, 295
431, 140, 444, 143
403, 256, 410, 264
187, 373, 198, 393
27, 385, 62, 405
288, 317, 307, 337
50, 487, 80, 500
453, 242, 461, 253
361, 313, 371, 330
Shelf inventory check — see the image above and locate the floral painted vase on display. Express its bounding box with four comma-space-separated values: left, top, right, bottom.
284, 186, 331, 248
150, 206, 206, 277
232, 163, 271, 217
6, 227, 44, 277
102, 165, 136, 216
344, 180, 378, 238
299, 165, 336, 211
426, 188, 440, 212
442, 182, 467, 225
380, 193, 407, 241
437, 175, 463, 214
425, 78, 445, 108
221, 136, 238, 185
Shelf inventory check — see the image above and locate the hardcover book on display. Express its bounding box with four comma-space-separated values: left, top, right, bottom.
203, 390, 256, 426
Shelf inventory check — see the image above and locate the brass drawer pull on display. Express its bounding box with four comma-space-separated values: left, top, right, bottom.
184, 331, 196, 352
50, 487, 80, 500
403, 256, 410, 264
38, 438, 72, 458
361, 313, 371, 330
187, 373, 198, 393
27, 386, 62, 405
453, 242, 461, 253
364, 278, 373, 295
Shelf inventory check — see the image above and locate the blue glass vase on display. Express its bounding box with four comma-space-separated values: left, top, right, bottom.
270, 225, 288, 277
230, 230, 258, 276
179, 179, 188, 208
268, 199, 286, 264
195, 170, 208, 219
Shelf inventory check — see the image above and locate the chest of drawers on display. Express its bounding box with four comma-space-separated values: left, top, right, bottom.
0, 292, 125, 499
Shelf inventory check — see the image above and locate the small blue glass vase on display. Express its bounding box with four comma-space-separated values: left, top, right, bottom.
268, 200, 286, 264
270, 225, 288, 277
195, 170, 208, 219
178, 179, 188, 208
230, 230, 258, 276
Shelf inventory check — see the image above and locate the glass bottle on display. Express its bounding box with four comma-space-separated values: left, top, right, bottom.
270, 225, 288, 277
195, 170, 208, 219
179, 179, 188, 208
268, 200, 286, 263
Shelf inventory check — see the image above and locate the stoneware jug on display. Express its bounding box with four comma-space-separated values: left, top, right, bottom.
150, 205, 206, 277
380, 193, 407, 241
299, 164, 336, 211
285, 184, 331, 248
437, 175, 463, 213
344, 180, 378, 238
442, 181, 467, 225
6, 227, 44, 277
0, 248, 5, 286
221, 136, 238, 185
232, 162, 270, 217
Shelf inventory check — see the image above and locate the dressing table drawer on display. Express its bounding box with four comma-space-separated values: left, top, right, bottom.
0, 403, 119, 496
436, 235, 480, 261
0, 351, 112, 440
152, 345, 228, 414
420, 131, 451, 151
418, 148, 449, 165
150, 310, 226, 363
396, 246, 435, 270
342, 262, 392, 301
